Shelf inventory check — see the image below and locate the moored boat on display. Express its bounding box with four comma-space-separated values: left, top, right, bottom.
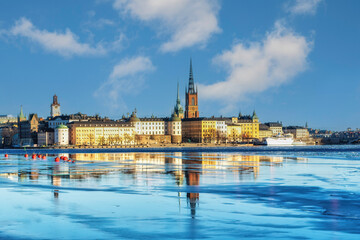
265, 134, 294, 146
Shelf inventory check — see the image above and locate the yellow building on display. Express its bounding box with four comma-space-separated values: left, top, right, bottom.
226, 123, 242, 142
69, 120, 136, 146
232, 111, 260, 139
182, 118, 218, 143
259, 124, 273, 140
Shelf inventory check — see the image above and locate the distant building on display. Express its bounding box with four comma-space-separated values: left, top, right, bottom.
182, 117, 228, 143
264, 122, 283, 136
259, 124, 273, 140
232, 111, 260, 139
283, 126, 309, 139
127, 110, 181, 144
0, 115, 17, 124
38, 130, 54, 146
50, 94, 61, 117
226, 123, 242, 142
0, 124, 18, 147
54, 124, 69, 145
69, 120, 136, 146
167, 113, 182, 143
185, 59, 199, 119
19, 113, 39, 145
48, 112, 99, 129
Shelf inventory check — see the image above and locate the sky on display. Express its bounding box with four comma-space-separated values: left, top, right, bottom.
0, 0, 359, 131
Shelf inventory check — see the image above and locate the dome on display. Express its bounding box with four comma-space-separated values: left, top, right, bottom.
129, 111, 140, 122
56, 124, 68, 129
171, 113, 181, 122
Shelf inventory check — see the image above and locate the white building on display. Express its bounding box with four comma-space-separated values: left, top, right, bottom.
55, 124, 69, 145
48, 116, 70, 129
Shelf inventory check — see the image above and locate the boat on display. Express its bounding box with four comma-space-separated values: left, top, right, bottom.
265, 134, 294, 146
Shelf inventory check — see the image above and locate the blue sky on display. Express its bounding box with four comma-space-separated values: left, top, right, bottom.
0, 0, 359, 131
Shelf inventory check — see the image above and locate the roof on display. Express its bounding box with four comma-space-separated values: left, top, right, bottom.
56, 124, 68, 129
265, 122, 282, 127
259, 124, 270, 130
69, 120, 134, 127
283, 126, 307, 130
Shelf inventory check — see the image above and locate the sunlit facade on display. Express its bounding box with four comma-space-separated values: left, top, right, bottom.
69, 121, 136, 145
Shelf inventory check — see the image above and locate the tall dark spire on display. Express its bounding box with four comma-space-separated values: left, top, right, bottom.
176, 82, 180, 104
188, 58, 195, 94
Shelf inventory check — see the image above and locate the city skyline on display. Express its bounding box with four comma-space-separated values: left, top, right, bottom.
0, 0, 359, 131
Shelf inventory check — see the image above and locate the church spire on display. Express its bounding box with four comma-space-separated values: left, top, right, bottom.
188, 58, 195, 94
177, 81, 180, 104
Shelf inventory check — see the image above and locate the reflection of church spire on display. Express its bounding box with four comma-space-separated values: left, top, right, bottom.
185, 171, 200, 218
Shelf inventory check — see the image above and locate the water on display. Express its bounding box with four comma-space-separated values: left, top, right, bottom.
0, 146, 360, 239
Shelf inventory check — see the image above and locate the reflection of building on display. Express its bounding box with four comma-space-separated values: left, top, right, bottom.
50, 94, 61, 117
185, 59, 199, 119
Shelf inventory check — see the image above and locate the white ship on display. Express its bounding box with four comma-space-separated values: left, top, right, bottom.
265, 134, 294, 146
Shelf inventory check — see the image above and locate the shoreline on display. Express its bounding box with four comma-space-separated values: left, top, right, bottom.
0, 144, 359, 154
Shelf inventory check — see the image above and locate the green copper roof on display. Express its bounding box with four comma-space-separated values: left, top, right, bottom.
252, 110, 259, 120
56, 124, 68, 129
171, 113, 181, 121
19, 105, 25, 119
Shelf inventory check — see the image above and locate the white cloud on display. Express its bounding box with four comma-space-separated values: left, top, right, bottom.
199, 22, 312, 108
94, 56, 155, 109
9, 18, 106, 57
287, 0, 323, 15
113, 0, 221, 52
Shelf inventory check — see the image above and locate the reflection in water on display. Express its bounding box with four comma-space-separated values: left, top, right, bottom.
1, 152, 300, 218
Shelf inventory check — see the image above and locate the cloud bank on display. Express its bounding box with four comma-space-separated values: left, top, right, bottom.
113, 0, 221, 52
94, 56, 155, 109
287, 0, 323, 15
9, 18, 106, 57
199, 22, 312, 105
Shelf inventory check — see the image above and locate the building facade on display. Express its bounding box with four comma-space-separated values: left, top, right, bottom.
265, 122, 283, 136
38, 131, 54, 146
182, 118, 226, 143
232, 111, 260, 139
54, 124, 69, 145
283, 126, 310, 139
69, 120, 136, 146
259, 124, 273, 140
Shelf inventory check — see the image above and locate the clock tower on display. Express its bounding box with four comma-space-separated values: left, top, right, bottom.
50, 94, 61, 117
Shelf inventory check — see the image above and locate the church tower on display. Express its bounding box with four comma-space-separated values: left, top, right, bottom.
174, 82, 184, 119
50, 94, 61, 117
185, 59, 199, 118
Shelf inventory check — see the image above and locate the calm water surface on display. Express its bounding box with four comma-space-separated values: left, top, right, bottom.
0, 147, 360, 239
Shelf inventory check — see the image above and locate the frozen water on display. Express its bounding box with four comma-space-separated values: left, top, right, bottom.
0, 146, 360, 239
